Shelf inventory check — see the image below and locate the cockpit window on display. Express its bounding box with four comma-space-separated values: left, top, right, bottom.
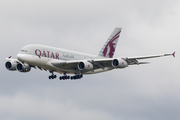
21, 50, 28, 52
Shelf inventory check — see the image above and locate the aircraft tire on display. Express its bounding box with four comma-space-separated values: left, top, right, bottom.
54, 75, 57, 78
80, 74, 83, 78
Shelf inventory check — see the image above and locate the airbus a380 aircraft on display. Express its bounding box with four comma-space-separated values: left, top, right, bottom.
5, 28, 175, 80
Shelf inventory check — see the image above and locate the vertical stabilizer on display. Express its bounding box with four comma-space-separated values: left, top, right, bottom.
98, 27, 122, 58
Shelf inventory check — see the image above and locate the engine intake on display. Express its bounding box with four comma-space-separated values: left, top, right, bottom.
5, 61, 17, 71
17, 63, 31, 72
112, 59, 128, 68
78, 61, 93, 71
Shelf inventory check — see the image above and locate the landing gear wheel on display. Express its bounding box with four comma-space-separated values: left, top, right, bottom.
70, 74, 83, 80
48, 71, 57, 80
80, 74, 83, 78
54, 75, 57, 78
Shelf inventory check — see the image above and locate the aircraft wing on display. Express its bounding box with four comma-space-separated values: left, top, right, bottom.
51, 58, 114, 71
50, 52, 175, 71
124, 52, 175, 65
51, 60, 82, 70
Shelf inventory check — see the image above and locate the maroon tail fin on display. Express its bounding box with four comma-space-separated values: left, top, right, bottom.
98, 27, 122, 58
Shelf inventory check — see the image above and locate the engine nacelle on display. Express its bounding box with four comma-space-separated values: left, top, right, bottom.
112, 59, 128, 68
16, 63, 31, 72
78, 61, 93, 71
5, 60, 17, 71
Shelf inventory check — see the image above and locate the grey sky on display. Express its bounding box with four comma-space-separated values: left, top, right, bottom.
0, 0, 180, 120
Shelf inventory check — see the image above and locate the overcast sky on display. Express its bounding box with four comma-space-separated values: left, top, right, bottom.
0, 0, 180, 120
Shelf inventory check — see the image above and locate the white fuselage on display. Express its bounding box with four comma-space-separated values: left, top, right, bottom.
17, 44, 113, 74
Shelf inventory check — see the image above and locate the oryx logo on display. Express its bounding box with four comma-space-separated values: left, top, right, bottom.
102, 31, 121, 58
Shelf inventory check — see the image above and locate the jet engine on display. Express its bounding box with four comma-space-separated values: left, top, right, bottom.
5, 60, 17, 71
78, 61, 93, 71
112, 58, 128, 68
16, 63, 31, 72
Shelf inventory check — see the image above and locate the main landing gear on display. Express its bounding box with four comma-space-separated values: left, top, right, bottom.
70, 74, 83, 80
48, 71, 57, 79
59, 73, 83, 80
48, 72, 83, 80
59, 73, 70, 80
